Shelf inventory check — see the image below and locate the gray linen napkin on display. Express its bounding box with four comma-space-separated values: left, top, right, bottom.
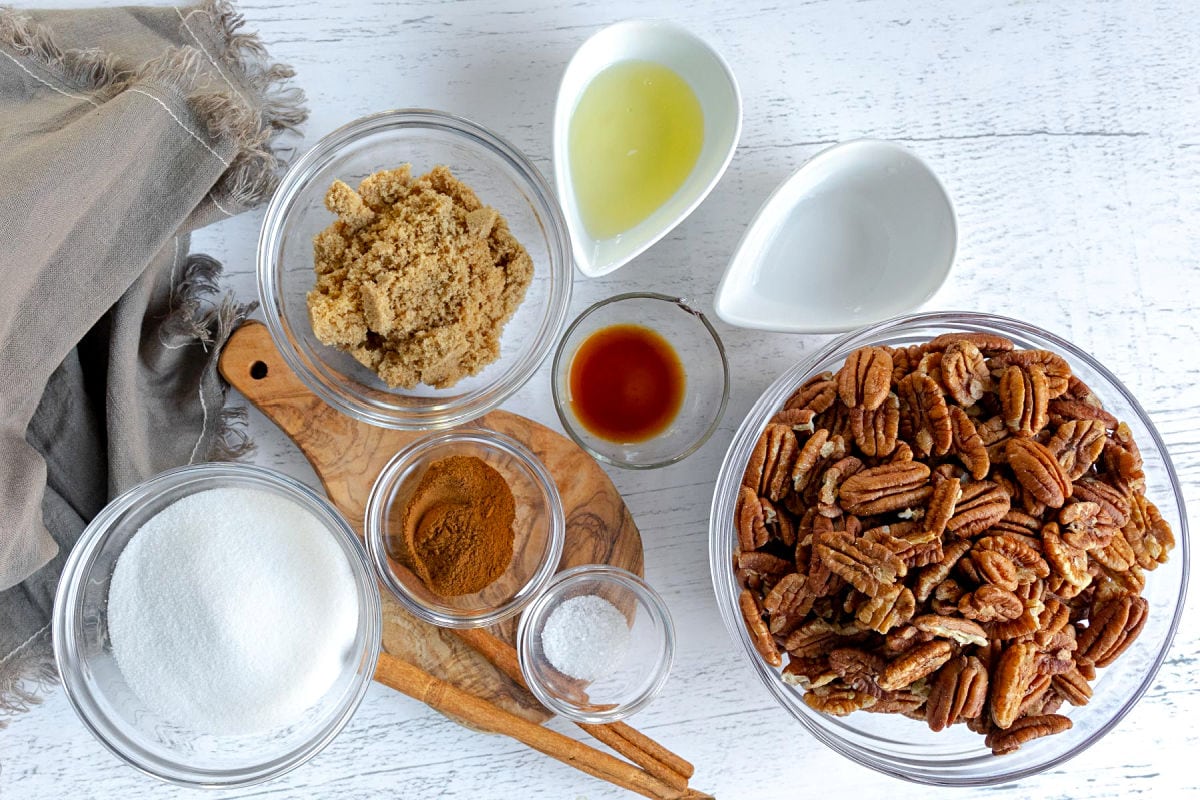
0, 0, 305, 723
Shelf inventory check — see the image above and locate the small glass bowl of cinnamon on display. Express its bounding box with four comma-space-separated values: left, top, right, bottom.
365, 428, 565, 628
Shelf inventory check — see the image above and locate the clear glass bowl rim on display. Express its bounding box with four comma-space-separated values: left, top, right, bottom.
365, 427, 566, 629
551, 291, 731, 469
516, 564, 676, 723
257, 107, 573, 430
707, 310, 1190, 786
51, 462, 383, 788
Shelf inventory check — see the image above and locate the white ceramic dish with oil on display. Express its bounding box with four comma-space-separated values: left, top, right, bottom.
553, 20, 742, 278
714, 139, 957, 333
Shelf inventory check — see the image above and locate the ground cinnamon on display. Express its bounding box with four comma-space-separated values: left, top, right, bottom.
398, 455, 515, 596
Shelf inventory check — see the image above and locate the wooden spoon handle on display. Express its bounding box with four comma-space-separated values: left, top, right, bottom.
373, 652, 684, 799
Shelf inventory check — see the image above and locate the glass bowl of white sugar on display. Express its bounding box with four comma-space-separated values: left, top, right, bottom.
516, 565, 674, 723
52, 463, 382, 788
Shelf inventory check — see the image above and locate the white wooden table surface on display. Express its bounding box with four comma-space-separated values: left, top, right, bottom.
4, 1, 1199, 797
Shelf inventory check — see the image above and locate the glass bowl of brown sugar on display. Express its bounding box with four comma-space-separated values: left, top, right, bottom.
258, 109, 573, 431
365, 427, 565, 628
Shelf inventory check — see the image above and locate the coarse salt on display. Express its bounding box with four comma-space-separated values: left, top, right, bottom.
107, 486, 359, 735
540, 594, 630, 682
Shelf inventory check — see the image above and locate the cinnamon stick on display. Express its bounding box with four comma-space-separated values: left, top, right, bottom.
598, 720, 696, 781
578, 722, 688, 792
452, 628, 695, 785
373, 652, 683, 800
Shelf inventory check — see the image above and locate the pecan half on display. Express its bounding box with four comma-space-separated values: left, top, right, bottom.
989, 509, 1043, 539
736, 551, 792, 594
769, 407, 817, 433
851, 392, 900, 457
738, 589, 781, 667
867, 527, 943, 570
864, 689, 927, 715
988, 608, 1040, 640
929, 331, 1015, 353
803, 684, 877, 715
829, 648, 887, 697
856, 583, 917, 634
1076, 593, 1148, 668
949, 405, 990, 480
966, 549, 1019, 591
898, 373, 953, 457
927, 655, 988, 731
941, 340, 991, 406
959, 585, 1024, 623
925, 476, 962, 539
838, 346, 893, 411
1058, 501, 1115, 551
1048, 398, 1119, 429
1051, 666, 1093, 706
974, 534, 1050, 583
1046, 419, 1106, 481
990, 349, 1070, 397
913, 614, 988, 647
879, 640, 954, 692
784, 618, 848, 658
735, 485, 769, 552
839, 462, 933, 516
945, 480, 1011, 538
1007, 438, 1072, 508
763, 572, 814, 635
986, 713, 1072, 755
785, 371, 838, 414
815, 532, 907, 596
989, 641, 1038, 729
764, 423, 802, 501
1042, 522, 1091, 588
1124, 495, 1174, 570
1071, 477, 1131, 527
781, 656, 836, 690
999, 364, 1050, 438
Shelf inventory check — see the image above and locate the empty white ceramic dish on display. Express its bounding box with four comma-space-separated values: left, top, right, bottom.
714, 139, 957, 333
553, 20, 742, 278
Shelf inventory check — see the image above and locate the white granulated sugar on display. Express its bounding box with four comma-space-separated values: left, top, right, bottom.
540, 594, 630, 682
107, 486, 359, 736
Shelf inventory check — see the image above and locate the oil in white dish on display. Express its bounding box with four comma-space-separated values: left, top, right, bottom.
568, 60, 704, 240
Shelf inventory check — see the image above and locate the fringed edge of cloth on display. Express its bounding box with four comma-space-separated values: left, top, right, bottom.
0, 625, 55, 729
0, 0, 308, 211
163, 253, 259, 464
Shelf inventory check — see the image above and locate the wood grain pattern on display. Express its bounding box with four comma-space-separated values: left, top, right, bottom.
218, 321, 643, 724
5, 1, 1199, 799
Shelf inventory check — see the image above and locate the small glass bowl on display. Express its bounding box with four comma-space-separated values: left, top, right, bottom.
516, 565, 675, 723
709, 311, 1189, 785
52, 464, 382, 788
551, 292, 730, 469
366, 428, 565, 628
258, 109, 573, 430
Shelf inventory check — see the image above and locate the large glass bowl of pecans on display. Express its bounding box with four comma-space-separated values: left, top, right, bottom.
709, 311, 1188, 785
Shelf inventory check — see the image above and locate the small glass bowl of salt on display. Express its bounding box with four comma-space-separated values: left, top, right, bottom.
516, 565, 674, 723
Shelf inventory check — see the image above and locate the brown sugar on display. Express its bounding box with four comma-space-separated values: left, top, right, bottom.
394, 455, 516, 596
307, 165, 534, 389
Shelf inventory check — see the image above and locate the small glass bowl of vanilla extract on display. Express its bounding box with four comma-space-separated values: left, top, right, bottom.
551, 293, 729, 469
